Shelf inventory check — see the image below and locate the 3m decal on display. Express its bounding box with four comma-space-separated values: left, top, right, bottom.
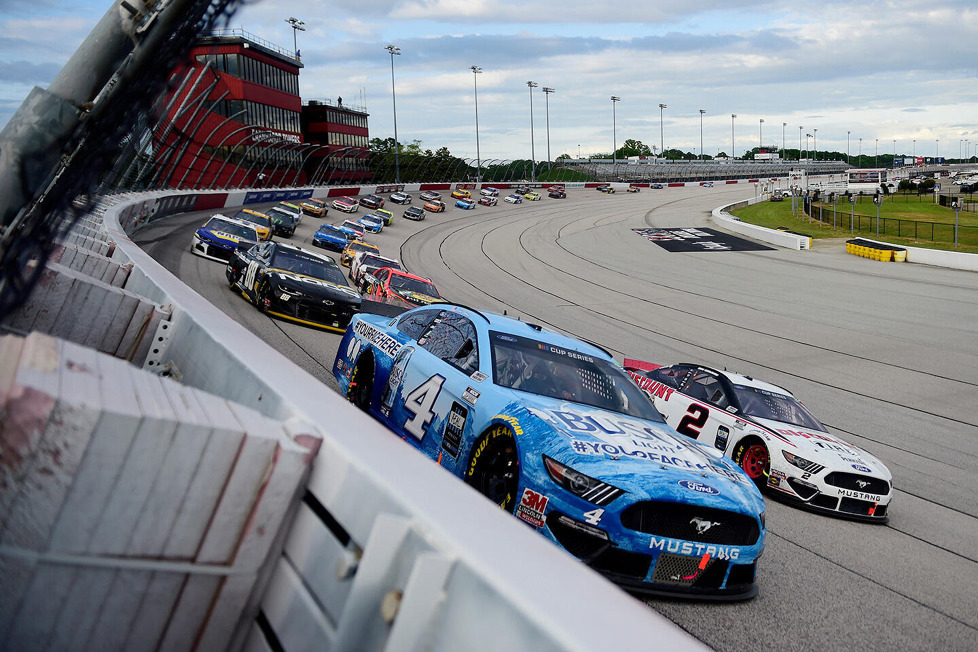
442, 401, 467, 458
403, 375, 445, 440
516, 488, 549, 527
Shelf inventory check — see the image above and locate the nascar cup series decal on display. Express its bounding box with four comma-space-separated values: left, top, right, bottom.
527, 406, 746, 483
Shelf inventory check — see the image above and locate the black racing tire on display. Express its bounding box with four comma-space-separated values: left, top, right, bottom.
227, 267, 238, 290
733, 438, 770, 489
347, 354, 373, 411
256, 280, 271, 313
465, 425, 519, 511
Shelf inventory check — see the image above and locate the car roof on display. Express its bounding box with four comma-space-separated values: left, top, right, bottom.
271, 240, 334, 264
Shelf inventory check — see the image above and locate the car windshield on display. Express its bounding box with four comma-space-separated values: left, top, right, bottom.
361, 216, 382, 225
731, 385, 826, 431
361, 254, 399, 269
318, 225, 343, 236
390, 274, 440, 297
266, 208, 294, 223
305, 199, 324, 207
233, 210, 269, 227
342, 221, 364, 232
348, 242, 376, 255
491, 332, 663, 421
204, 218, 256, 239
271, 248, 347, 285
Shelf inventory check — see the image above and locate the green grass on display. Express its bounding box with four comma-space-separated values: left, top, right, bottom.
731, 194, 978, 253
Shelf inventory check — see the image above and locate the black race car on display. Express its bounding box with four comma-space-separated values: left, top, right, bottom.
227, 241, 361, 333
403, 205, 426, 221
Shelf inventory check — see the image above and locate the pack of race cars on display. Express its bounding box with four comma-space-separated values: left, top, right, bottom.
192, 185, 894, 602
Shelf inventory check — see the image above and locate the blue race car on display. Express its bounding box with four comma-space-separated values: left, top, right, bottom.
455, 198, 477, 210
334, 304, 767, 600
312, 223, 349, 252
190, 214, 260, 263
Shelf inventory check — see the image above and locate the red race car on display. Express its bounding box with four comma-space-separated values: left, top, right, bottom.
361, 267, 443, 308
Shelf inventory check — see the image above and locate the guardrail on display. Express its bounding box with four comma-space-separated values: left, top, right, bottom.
41, 188, 705, 650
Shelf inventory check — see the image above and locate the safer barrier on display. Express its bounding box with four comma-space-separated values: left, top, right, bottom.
846, 239, 907, 262
8, 190, 704, 651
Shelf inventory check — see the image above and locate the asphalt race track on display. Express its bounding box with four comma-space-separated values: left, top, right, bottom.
134, 185, 978, 651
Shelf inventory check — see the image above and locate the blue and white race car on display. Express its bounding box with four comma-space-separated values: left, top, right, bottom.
334, 305, 767, 599
312, 223, 349, 252
359, 214, 385, 233
190, 214, 260, 263
455, 198, 477, 210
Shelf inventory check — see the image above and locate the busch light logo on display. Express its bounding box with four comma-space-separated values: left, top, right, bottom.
851, 464, 872, 473
678, 480, 720, 495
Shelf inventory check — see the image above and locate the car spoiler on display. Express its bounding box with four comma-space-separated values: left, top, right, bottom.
360, 299, 410, 318
622, 358, 663, 373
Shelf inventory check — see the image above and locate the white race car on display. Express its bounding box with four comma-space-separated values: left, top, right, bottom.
625, 360, 893, 522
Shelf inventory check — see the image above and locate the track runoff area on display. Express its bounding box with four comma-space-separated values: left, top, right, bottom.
141, 183, 978, 652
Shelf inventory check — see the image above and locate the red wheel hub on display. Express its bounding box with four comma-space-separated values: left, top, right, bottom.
742, 444, 769, 479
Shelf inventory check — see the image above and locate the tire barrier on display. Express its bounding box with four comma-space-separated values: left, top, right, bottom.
846, 238, 907, 262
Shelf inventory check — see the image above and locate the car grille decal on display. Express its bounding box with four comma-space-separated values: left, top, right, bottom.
581, 483, 624, 506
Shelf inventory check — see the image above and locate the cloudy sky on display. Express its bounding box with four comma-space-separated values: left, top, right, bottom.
2, 0, 976, 162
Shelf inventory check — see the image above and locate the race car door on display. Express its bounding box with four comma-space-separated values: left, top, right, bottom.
383, 309, 482, 474
650, 365, 738, 454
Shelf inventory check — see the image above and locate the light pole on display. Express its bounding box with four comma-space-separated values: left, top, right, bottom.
731, 114, 736, 159
385, 44, 401, 184
913, 138, 916, 160
527, 81, 538, 182
847, 130, 851, 165
875, 138, 879, 168
658, 103, 667, 159
859, 137, 862, 164
782, 122, 786, 161
798, 126, 803, 160
285, 17, 305, 58
952, 199, 961, 247
543, 87, 555, 166
699, 109, 706, 160
759, 118, 764, 153
936, 138, 939, 160
471, 65, 482, 183
611, 96, 621, 170
813, 128, 817, 162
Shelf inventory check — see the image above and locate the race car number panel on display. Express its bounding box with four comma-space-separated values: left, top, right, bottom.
633, 227, 775, 252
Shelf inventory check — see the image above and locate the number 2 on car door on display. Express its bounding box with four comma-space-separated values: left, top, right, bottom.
403, 375, 445, 440
677, 404, 709, 438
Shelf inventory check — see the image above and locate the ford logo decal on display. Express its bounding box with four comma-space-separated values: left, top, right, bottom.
852, 464, 872, 473
678, 480, 720, 495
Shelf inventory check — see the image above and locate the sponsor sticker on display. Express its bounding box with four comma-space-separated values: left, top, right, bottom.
462, 387, 481, 406
470, 370, 488, 383
837, 488, 883, 501
442, 402, 467, 458
715, 425, 729, 451
516, 488, 549, 528
851, 464, 872, 473
354, 320, 403, 360
678, 480, 720, 495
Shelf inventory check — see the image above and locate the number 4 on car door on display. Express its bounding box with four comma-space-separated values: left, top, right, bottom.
403, 375, 445, 440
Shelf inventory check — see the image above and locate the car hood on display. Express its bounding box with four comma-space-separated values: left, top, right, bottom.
395, 289, 441, 306
268, 271, 361, 302
507, 400, 764, 514
195, 226, 255, 246
751, 417, 891, 479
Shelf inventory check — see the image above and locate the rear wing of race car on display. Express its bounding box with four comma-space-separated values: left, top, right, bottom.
360, 299, 410, 318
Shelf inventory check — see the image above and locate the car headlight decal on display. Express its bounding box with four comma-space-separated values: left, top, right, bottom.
543, 455, 624, 506
781, 450, 825, 474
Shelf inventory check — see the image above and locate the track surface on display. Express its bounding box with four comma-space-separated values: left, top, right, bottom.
135, 186, 978, 651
